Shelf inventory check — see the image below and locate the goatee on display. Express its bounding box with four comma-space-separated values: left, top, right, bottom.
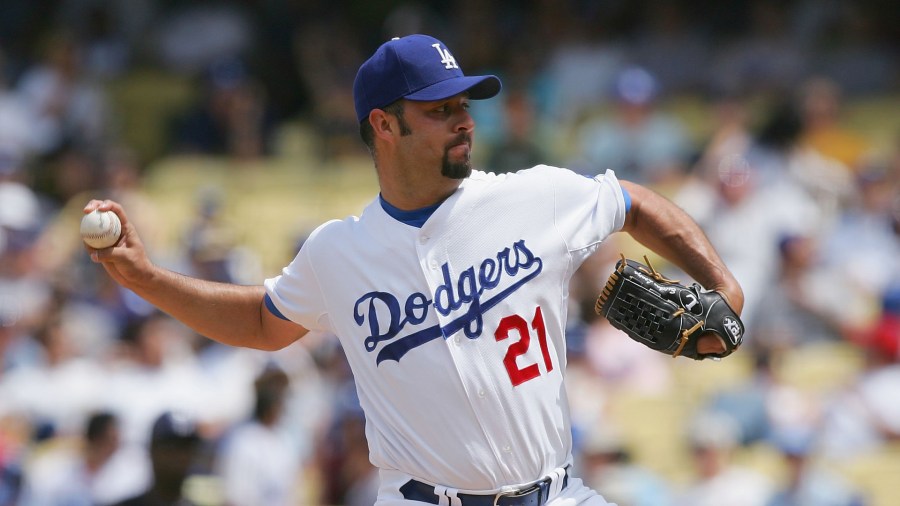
442, 133, 473, 179
442, 159, 471, 179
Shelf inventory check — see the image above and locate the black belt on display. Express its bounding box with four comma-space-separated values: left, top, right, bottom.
400, 468, 569, 506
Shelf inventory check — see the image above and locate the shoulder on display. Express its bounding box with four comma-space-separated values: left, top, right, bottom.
469, 166, 622, 193
300, 198, 380, 248
469, 165, 588, 185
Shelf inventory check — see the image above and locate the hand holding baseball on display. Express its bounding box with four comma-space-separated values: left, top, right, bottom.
81, 209, 122, 249
82, 200, 153, 287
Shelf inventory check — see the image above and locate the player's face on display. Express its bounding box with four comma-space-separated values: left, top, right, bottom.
399, 95, 475, 180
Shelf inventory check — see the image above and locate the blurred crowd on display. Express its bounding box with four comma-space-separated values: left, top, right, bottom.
0, 0, 898, 505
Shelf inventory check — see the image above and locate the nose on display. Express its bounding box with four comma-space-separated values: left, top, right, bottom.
453, 106, 475, 133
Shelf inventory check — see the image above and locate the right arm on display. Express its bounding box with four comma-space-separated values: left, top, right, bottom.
84, 200, 308, 350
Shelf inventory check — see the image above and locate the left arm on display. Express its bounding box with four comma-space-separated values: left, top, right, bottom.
618, 181, 744, 314
618, 181, 744, 355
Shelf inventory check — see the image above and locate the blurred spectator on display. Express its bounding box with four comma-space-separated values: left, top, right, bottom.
579, 424, 674, 506
704, 351, 775, 446
151, 3, 253, 76
53, 1, 132, 80
584, 316, 673, 396
864, 284, 900, 361
18, 411, 149, 505
799, 77, 872, 172
105, 313, 211, 446
329, 411, 379, 506
313, 347, 377, 506
750, 233, 847, 352
674, 89, 754, 221
183, 187, 239, 284
55, 0, 157, 67
817, 287, 900, 459
694, 90, 755, 180
676, 411, 775, 506
750, 98, 853, 230
170, 58, 277, 160
110, 411, 204, 506
571, 66, 691, 184
0, 308, 109, 437
541, 14, 625, 125
0, 414, 25, 506
215, 365, 301, 506
246, 0, 312, 122
485, 89, 547, 174
766, 428, 865, 506
0, 46, 37, 156
704, 348, 822, 451
37, 146, 101, 208
820, 162, 900, 329
15, 29, 112, 156
294, 20, 365, 161
0, 150, 44, 233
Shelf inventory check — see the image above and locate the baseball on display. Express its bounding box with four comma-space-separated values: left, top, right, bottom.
81, 209, 122, 249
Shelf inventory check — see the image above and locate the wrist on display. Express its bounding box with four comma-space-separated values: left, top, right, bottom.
714, 281, 744, 316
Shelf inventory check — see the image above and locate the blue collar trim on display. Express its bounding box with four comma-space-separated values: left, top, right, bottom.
379, 195, 442, 228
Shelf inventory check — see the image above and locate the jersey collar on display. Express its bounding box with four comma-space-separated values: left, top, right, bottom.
378, 194, 443, 228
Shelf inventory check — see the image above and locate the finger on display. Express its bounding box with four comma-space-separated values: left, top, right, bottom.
83, 199, 107, 214
697, 334, 726, 355
84, 199, 131, 228
88, 242, 125, 265
85, 246, 110, 263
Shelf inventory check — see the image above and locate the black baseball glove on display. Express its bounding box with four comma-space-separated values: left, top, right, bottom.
594, 255, 744, 360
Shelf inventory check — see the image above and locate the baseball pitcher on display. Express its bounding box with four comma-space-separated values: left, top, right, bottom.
84, 34, 744, 506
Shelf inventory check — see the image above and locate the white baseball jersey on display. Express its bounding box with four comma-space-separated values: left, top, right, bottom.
264, 165, 627, 492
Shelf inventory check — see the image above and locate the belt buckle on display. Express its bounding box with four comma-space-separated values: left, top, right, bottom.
492, 481, 543, 506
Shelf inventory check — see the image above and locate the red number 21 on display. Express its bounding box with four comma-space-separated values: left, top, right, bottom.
494, 306, 554, 387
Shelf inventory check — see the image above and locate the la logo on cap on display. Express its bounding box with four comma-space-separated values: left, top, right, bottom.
432, 43, 458, 70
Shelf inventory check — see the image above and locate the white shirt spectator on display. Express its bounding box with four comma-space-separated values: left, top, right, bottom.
216, 420, 302, 506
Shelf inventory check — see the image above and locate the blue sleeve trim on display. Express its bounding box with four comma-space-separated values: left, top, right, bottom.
622, 186, 632, 214
264, 293, 290, 321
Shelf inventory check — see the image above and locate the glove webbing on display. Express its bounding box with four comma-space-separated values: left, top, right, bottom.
596, 254, 706, 358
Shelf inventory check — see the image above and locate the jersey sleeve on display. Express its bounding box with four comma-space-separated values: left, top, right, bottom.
263, 226, 332, 332
549, 167, 627, 253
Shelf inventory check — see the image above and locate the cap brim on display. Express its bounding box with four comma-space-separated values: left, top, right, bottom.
404, 75, 501, 102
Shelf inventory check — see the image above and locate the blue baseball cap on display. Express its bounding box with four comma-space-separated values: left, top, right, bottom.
353, 34, 502, 123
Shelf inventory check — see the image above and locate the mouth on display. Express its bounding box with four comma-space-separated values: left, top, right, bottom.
446, 134, 472, 156
448, 143, 470, 156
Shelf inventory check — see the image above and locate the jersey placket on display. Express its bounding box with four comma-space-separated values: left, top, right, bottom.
415, 226, 522, 482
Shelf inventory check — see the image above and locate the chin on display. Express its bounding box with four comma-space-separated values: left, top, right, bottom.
442, 162, 471, 179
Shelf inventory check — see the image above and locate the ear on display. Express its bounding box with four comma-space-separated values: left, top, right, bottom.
368, 109, 396, 142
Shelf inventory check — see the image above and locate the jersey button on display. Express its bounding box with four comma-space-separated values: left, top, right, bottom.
454, 336, 461, 345
419, 235, 429, 244
430, 260, 439, 270
477, 389, 486, 398
503, 445, 512, 453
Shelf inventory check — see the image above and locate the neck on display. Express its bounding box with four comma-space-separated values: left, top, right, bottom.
378, 173, 463, 211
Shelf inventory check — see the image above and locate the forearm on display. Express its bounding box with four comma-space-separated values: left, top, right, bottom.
130, 264, 273, 349
620, 181, 744, 314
